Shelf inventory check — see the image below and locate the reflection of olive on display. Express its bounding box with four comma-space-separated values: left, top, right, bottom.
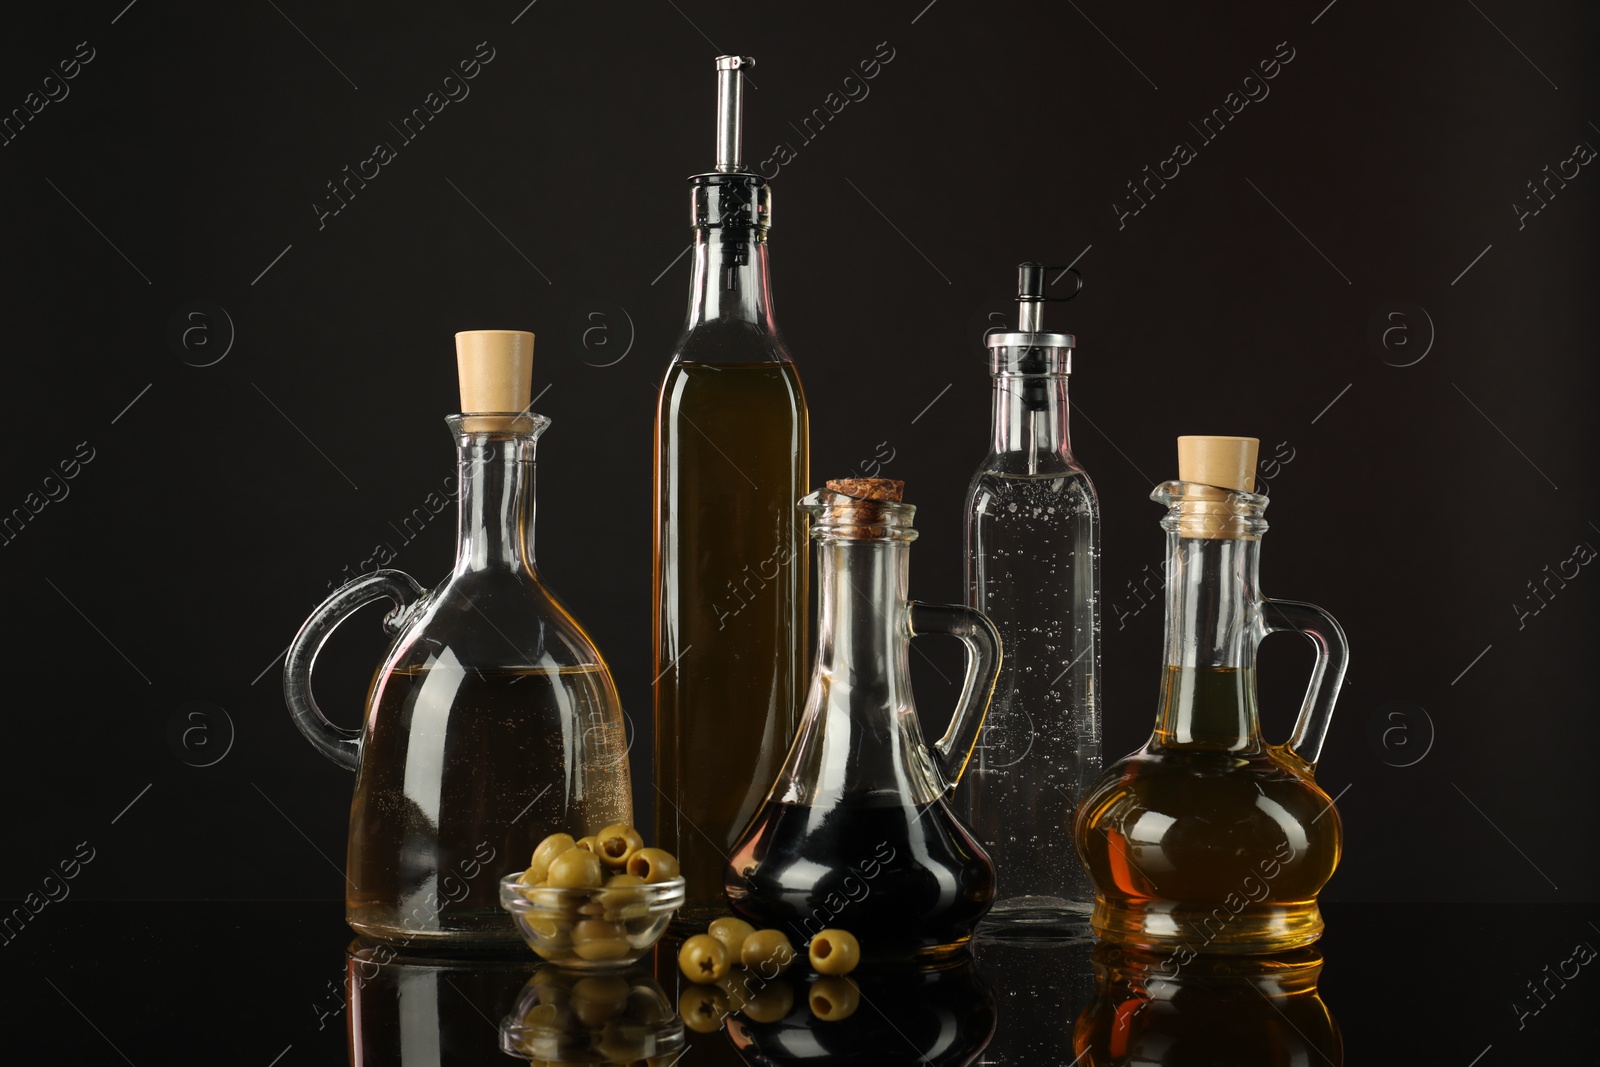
597, 1020, 656, 1062
742, 979, 795, 1023
808, 929, 860, 975
626, 847, 681, 883
741, 929, 796, 974
809, 976, 860, 1021
627, 984, 669, 1025
596, 823, 645, 867
679, 985, 729, 1033
571, 975, 631, 1026
547, 848, 603, 888
679, 934, 731, 984
709, 915, 756, 959
518, 1002, 562, 1029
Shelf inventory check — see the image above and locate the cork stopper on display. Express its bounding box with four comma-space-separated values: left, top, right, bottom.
806, 479, 915, 542
455, 330, 534, 432
1177, 436, 1258, 493
825, 478, 904, 502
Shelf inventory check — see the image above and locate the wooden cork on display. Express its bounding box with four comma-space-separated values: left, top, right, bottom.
456, 330, 535, 432
1174, 435, 1262, 540
825, 478, 904, 502
1177, 436, 1258, 493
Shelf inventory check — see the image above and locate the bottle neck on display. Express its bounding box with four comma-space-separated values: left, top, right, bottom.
685, 225, 776, 333
1152, 532, 1264, 751
989, 372, 1075, 471
815, 538, 912, 701
453, 433, 537, 576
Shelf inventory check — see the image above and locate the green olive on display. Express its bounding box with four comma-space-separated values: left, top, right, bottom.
546, 847, 603, 889
595, 823, 645, 868
678, 985, 729, 1033
679, 933, 731, 984
808, 976, 860, 1021
740, 929, 796, 976
605, 872, 647, 888
528, 833, 577, 882
570, 918, 631, 961
708, 916, 756, 960
575, 834, 599, 854
742, 980, 795, 1024
520, 912, 562, 940
808, 929, 861, 975
626, 847, 681, 883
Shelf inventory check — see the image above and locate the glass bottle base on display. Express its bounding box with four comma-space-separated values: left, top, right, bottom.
978, 895, 1094, 939
348, 910, 525, 955
1089, 897, 1325, 955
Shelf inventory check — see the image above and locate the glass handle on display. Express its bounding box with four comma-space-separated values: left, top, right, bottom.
282, 569, 425, 772
1262, 597, 1350, 770
909, 601, 1004, 797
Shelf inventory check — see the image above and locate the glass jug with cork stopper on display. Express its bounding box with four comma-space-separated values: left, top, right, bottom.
283, 330, 632, 950
725, 478, 1002, 962
1073, 436, 1349, 954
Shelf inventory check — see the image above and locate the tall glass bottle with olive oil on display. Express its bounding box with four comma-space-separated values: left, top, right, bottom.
654, 55, 809, 924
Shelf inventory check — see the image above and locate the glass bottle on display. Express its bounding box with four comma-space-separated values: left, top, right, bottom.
957, 261, 1100, 930
726, 480, 1001, 962
1073, 436, 1349, 954
284, 331, 632, 950
654, 55, 809, 924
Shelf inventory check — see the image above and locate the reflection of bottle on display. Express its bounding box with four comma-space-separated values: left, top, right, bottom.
1074, 436, 1349, 954
654, 55, 809, 925
1074, 945, 1342, 1065
726, 480, 1000, 962
284, 332, 632, 949
345, 942, 538, 1065
958, 262, 1100, 928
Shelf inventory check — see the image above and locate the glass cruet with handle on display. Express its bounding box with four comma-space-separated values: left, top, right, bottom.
726, 478, 1003, 963
282, 330, 632, 950
1073, 435, 1349, 954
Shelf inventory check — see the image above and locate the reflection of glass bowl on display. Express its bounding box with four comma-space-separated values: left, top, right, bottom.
499, 966, 685, 1064
498, 873, 685, 969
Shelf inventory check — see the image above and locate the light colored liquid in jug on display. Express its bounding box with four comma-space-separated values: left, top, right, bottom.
348, 662, 630, 948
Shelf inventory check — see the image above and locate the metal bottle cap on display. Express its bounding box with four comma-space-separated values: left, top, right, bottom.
985, 261, 1080, 373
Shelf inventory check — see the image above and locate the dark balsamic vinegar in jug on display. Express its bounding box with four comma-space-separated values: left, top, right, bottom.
727, 480, 1001, 962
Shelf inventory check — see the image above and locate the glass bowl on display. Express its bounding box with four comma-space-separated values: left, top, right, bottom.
499, 873, 686, 969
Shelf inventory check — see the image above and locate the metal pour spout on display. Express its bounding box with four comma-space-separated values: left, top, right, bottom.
715, 55, 754, 172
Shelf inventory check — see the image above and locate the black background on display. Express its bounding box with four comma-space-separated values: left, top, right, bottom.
2, 0, 1596, 922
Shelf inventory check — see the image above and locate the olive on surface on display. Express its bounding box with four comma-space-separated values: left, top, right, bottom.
808, 929, 860, 975
740, 929, 796, 976
708, 916, 756, 960
679, 934, 731, 984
